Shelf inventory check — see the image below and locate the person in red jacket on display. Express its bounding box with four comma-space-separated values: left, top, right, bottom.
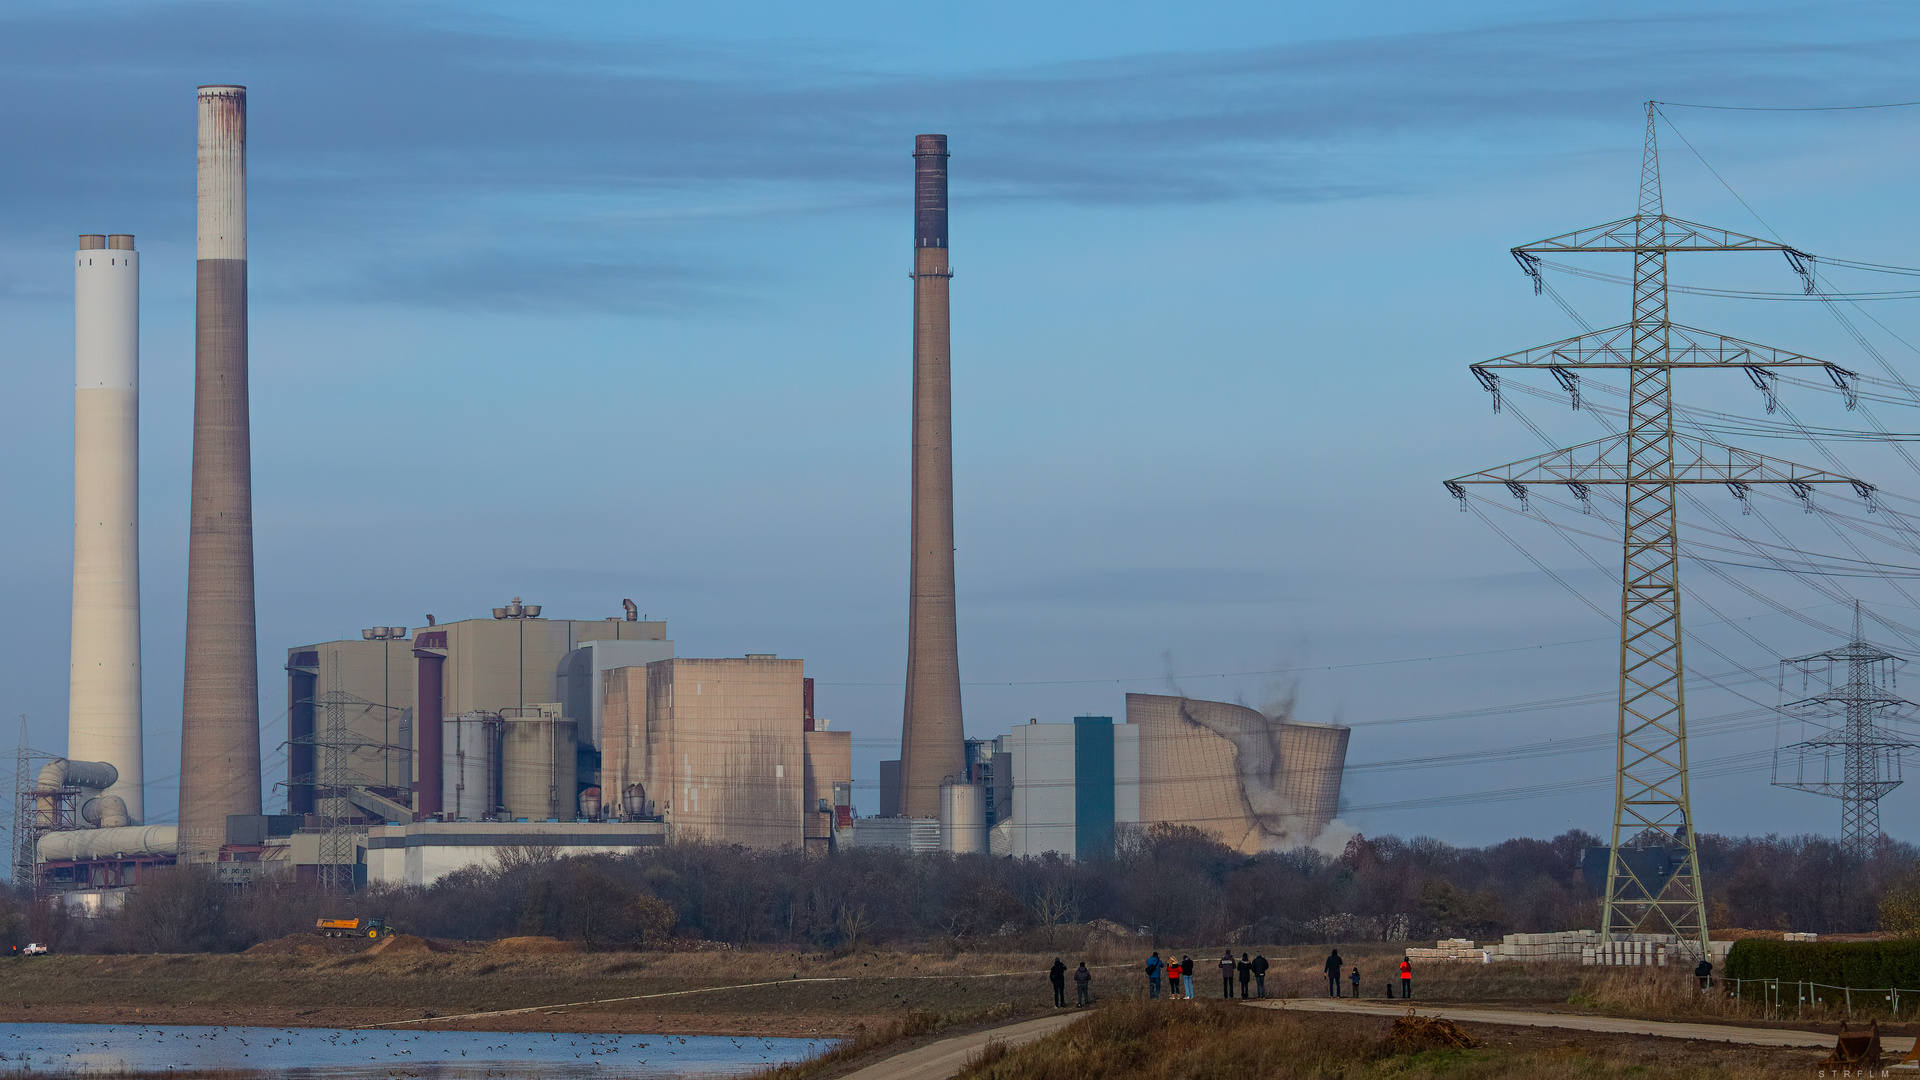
1399, 958, 1413, 999
1166, 957, 1183, 1000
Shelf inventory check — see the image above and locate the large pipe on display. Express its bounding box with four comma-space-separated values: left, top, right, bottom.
898, 134, 966, 819
38, 824, 177, 862
178, 84, 261, 862
71, 232, 144, 823
414, 648, 445, 819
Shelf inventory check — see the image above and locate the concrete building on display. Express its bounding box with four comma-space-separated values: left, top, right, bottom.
601, 655, 849, 851
286, 599, 671, 821
366, 821, 666, 887
991, 717, 1140, 859
1125, 693, 1348, 854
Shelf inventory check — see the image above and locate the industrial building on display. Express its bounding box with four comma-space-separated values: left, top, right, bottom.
859, 696, 1348, 860
285, 599, 671, 824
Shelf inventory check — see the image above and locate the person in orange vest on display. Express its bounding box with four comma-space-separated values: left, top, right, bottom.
1399, 957, 1413, 999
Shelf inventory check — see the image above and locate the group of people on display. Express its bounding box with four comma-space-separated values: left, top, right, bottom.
1321, 949, 1413, 999
1050, 947, 1420, 1007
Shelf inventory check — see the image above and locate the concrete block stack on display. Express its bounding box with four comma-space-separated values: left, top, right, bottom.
1579, 936, 1730, 966
1487, 930, 1601, 963
1403, 938, 1488, 962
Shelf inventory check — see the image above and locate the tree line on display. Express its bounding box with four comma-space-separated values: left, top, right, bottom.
3, 826, 1915, 954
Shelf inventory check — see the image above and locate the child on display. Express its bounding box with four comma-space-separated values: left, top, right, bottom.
1349, 965, 1361, 998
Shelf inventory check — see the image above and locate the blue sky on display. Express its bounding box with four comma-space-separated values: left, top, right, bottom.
7, 0, 1920, 844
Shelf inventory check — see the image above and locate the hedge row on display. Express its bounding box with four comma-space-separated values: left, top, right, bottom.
1725, 939, 1920, 987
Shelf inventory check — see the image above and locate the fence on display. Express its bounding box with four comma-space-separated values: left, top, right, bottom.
1724, 976, 1920, 1021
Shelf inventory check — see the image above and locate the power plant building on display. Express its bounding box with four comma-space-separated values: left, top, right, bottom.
977, 697, 1348, 859
601, 656, 851, 852
285, 600, 671, 823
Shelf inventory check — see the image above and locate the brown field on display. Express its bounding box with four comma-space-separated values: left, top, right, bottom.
950, 1000, 1842, 1080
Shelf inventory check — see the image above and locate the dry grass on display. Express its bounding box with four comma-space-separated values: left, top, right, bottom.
744, 1004, 1014, 1080
950, 1000, 1821, 1080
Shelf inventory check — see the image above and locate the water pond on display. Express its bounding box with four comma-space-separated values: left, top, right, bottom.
0, 1022, 830, 1078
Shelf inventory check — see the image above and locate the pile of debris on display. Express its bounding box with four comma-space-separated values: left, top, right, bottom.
1386, 1009, 1482, 1052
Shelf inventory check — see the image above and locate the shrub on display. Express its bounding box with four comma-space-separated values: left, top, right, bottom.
1725, 938, 1920, 988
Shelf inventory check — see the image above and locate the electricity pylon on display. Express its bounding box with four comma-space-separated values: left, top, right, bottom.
1774, 603, 1914, 859
1445, 103, 1878, 952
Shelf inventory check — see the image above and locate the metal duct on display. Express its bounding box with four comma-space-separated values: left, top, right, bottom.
414, 648, 446, 818
37, 758, 120, 792
82, 794, 132, 828
38, 824, 177, 862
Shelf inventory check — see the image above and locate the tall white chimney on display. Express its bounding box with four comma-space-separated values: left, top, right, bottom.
70, 233, 143, 822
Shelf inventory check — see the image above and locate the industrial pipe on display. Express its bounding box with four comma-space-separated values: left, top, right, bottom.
414, 647, 446, 818
37, 758, 120, 793
38, 824, 177, 862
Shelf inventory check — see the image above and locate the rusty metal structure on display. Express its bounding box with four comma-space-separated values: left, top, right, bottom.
1445, 103, 1877, 951
179, 84, 262, 862
1774, 604, 1916, 858
898, 134, 967, 820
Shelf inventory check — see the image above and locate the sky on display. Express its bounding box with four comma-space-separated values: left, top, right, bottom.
7, 0, 1920, 846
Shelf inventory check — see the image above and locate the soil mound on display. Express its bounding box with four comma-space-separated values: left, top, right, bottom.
1387, 1010, 1481, 1052
246, 933, 364, 958
490, 936, 578, 954
368, 934, 444, 956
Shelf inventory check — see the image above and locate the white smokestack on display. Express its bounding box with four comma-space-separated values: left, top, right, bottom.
70, 233, 143, 823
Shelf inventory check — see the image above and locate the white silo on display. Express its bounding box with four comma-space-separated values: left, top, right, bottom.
68, 233, 143, 822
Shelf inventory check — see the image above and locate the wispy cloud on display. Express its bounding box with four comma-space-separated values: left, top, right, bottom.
2, 2, 1915, 311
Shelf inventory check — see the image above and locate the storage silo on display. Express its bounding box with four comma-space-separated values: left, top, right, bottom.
940, 780, 986, 854
502, 706, 577, 821
442, 712, 500, 821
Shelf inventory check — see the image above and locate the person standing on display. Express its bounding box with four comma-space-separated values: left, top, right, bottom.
1180, 954, 1195, 999
1219, 951, 1236, 998
1694, 958, 1713, 993
1146, 951, 1163, 999
1167, 956, 1183, 1000
1324, 949, 1344, 997
1074, 961, 1093, 1007
1251, 953, 1269, 998
1349, 965, 1361, 998
1050, 957, 1067, 1007
1237, 953, 1252, 999
1399, 957, 1413, 999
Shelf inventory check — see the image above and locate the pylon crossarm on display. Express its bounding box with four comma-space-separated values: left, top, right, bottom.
1471, 322, 1848, 370
1513, 214, 1805, 255
1445, 435, 1872, 493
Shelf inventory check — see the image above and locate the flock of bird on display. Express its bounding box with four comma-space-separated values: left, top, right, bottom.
0, 1023, 817, 1076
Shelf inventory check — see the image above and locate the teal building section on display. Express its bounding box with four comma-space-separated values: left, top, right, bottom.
1073, 716, 1115, 860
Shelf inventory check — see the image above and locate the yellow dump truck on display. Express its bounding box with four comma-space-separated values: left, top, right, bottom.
314, 917, 395, 939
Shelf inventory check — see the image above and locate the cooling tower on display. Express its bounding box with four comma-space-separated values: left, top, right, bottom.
898, 134, 966, 819
69, 233, 144, 822
178, 84, 261, 861
1124, 693, 1348, 853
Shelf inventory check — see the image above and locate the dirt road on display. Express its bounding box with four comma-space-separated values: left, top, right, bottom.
1258, 997, 1912, 1052
837, 1012, 1083, 1080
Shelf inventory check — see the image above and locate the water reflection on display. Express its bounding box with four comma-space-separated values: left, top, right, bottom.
0, 1022, 828, 1078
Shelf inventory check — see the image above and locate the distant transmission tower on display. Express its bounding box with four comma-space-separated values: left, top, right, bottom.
1444, 103, 1879, 952
1774, 604, 1915, 858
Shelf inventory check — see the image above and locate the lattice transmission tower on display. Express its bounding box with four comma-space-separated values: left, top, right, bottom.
1445, 103, 1879, 952
1773, 603, 1915, 858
